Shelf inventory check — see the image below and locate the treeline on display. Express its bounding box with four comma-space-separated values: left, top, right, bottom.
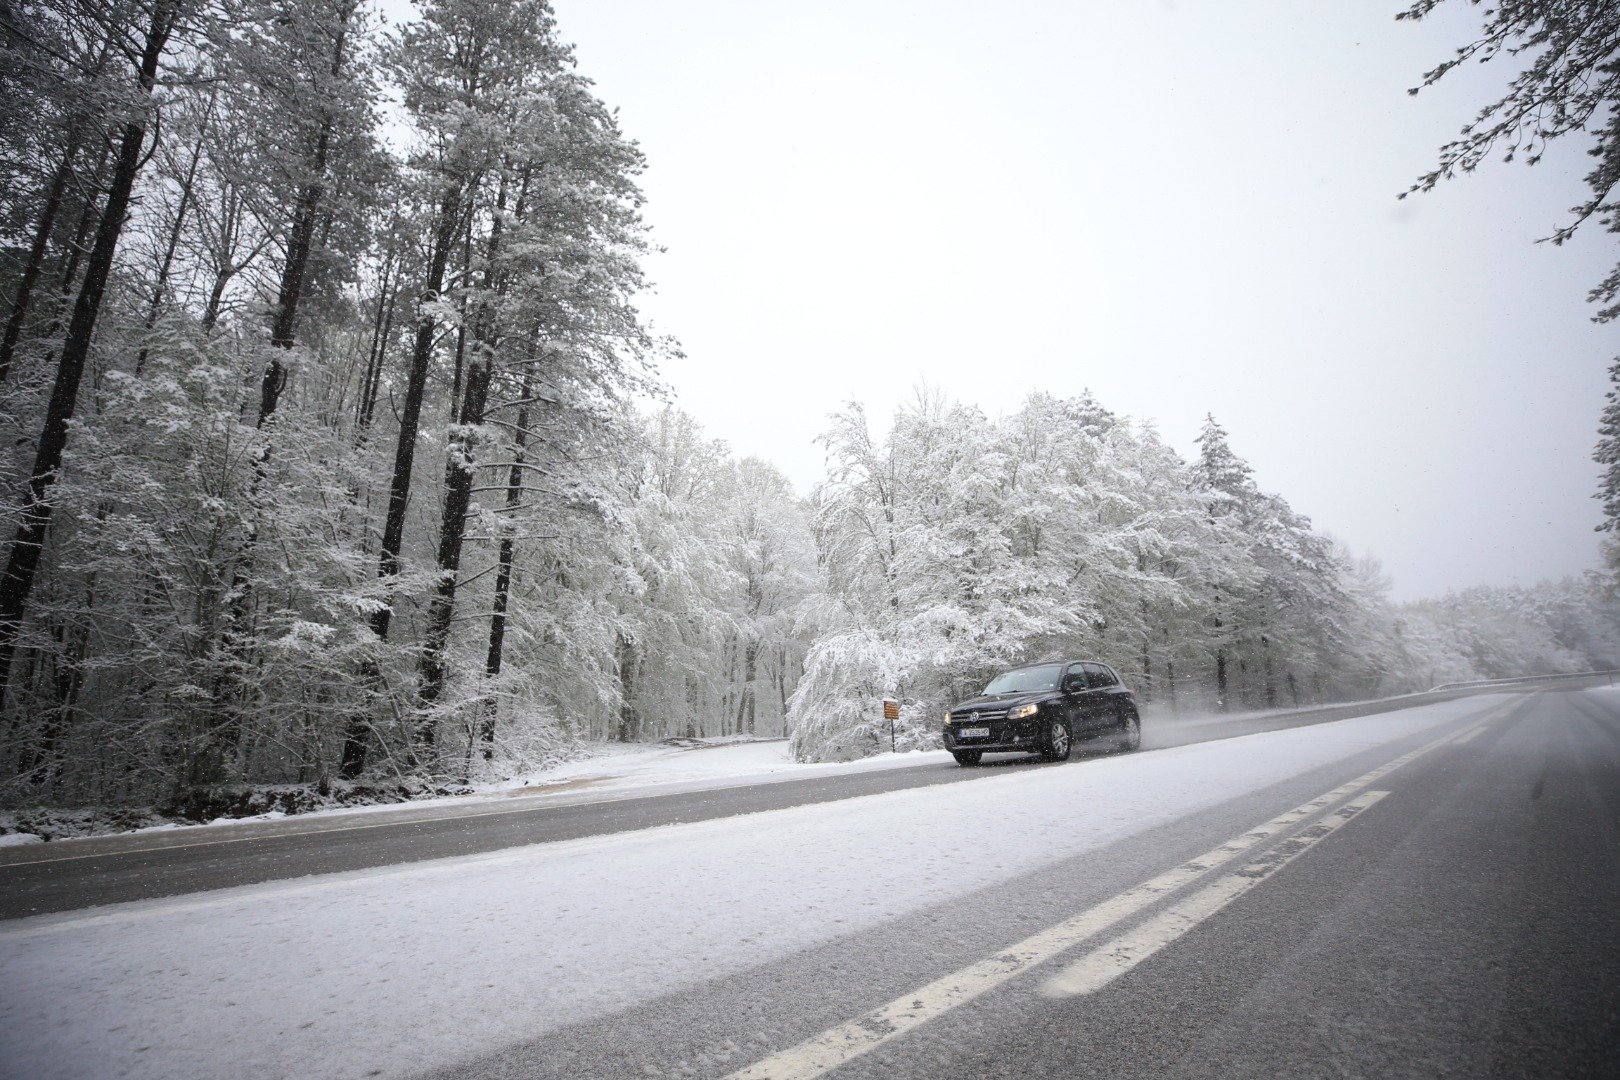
0, 2, 1613, 809
0, 0, 815, 809
786, 392, 1620, 761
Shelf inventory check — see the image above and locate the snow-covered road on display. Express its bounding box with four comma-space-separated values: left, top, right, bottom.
0, 697, 1502, 1080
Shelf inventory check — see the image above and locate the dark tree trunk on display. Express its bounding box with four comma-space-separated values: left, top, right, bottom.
210, 15, 351, 782
479, 369, 533, 759
777, 645, 789, 734
134, 96, 211, 377
356, 240, 398, 432
1261, 635, 1276, 708
1140, 637, 1151, 701
735, 641, 759, 735
261, 5, 351, 422
338, 183, 464, 779
0, 3, 175, 713
413, 355, 492, 721
0, 28, 118, 379
0, 144, 76, 382
447, 224, 473, 421
616, 635, 639, 743
200, 268, 230, 332
50, 137, 114, 302
368, 185, 463, 642
416, 167, 517, 739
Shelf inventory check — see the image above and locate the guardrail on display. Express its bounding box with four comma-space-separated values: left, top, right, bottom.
1430, 670, 1619, 692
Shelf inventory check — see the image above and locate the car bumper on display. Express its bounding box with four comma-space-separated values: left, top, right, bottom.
943, 722, 1041, 752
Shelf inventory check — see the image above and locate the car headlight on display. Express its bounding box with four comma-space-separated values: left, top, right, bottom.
1008, 702, 1038, 720
942, 711, 952, 727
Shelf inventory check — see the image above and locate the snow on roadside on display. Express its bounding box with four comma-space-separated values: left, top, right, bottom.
5, 739, 954, 844
527, 736, 946, 791
0, 697, 1495, 1080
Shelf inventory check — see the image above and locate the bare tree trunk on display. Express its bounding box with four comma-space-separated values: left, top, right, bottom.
0, 145, 76, 382
367, 184, 462, 643
50, 136, 114, 303
479, 369, 533, 758
337, 181, 464, 779
134, 93, 213, 377
0, 28, 118, 378
413, 355, 491, 722
1261, 635, 1276, 708
356, 235, 398, 432
416, 164, 515, 733
447, 224, 473, 420
777, 645, 789, 735
206, 13, 352, 783
259, 2, 353, 422
616, 634, 639, 743
0, 2, 176, 713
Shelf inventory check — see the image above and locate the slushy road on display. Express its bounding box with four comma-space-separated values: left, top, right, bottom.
0, 684, 1525, 920
433, 686, 1619, 1080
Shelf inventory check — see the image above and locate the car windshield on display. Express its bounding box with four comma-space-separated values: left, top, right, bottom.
981, 664, 1063, 695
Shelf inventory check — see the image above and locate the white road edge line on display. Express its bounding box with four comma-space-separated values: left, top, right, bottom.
1039, 790, 1389, 998
722, 698, 1521, 1080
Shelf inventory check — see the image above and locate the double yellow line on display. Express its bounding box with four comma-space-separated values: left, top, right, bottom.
726, 696, 1521, 1080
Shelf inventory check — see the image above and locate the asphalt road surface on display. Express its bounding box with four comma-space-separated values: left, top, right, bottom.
420, 686, 1619, 1080
0, 684, 1535, 921
3, 683, 1616, 1080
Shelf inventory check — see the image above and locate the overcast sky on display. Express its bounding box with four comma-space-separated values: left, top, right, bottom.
504, 1, 1612, 602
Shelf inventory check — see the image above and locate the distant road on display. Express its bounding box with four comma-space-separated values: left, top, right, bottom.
0, 678, 1592, 920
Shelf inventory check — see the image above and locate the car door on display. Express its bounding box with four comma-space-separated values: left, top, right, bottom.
1073, 663, 1110, 736
1060, 663, 1093, 735
1088, 663, 1125, 730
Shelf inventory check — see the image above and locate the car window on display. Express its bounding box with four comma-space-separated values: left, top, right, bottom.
1082, 662, 1113, 687
1064, 663, 1090, 689
982, 664, 1064, 695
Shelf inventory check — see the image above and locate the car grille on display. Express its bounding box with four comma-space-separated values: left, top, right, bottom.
951, 708, 1009, 722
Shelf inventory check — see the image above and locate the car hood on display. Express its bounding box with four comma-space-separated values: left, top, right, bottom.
948, 691, 1051, 714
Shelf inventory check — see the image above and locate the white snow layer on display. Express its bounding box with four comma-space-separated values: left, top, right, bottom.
0, 698, 1490, 1080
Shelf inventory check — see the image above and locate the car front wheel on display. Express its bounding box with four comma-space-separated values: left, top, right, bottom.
1042, 718, 1072, 762
951, 750, 982, 767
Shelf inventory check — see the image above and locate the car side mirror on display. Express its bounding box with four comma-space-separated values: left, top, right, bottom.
1062, 675, 1085, 694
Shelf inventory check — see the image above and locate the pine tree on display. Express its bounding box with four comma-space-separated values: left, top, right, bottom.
1400, 0, 1620, 321
1595, 359, 1620, 534
0, 0, 183, 711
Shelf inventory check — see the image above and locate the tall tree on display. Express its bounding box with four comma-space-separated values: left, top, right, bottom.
1400, 0, 1620, 320
1191, 415, 1257, 709
0, 0, 182, 711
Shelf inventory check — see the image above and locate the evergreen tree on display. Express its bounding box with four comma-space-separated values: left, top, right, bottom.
1595, 358, 1620, 537
1400, 0, 1620, 321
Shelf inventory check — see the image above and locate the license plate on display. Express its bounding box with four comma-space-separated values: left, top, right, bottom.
958, 727, 990, 738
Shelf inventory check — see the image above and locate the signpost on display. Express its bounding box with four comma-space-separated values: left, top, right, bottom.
883, 698, 899, 753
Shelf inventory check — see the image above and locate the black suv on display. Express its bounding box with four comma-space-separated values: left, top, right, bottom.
942, 660, 1141, 766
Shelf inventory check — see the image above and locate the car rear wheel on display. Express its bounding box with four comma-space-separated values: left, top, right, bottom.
951, 750, 982, 767
1117, 709, 1141, 752
1042, 719, 1072, 762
